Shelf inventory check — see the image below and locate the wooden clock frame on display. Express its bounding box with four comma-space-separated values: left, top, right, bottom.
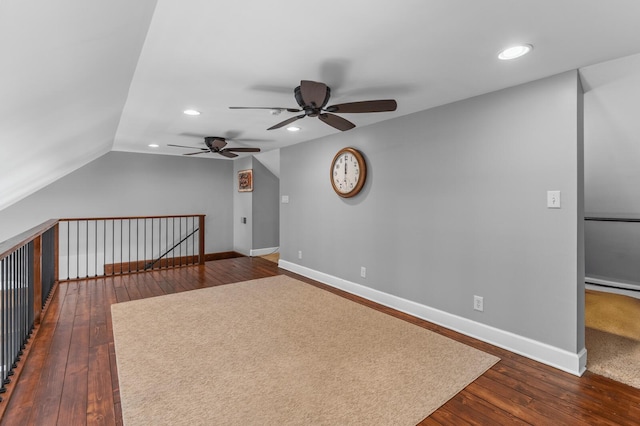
330, 147, 367, 198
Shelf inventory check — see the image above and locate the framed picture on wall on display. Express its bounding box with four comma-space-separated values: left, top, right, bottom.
238, 169, 253, 192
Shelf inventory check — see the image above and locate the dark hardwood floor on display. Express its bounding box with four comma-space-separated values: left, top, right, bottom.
1, 256, 639, 425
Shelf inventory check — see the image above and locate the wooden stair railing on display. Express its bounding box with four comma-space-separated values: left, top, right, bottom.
58, 215, 205, 280
0, 214, 205, 416
0, 219, 58, 416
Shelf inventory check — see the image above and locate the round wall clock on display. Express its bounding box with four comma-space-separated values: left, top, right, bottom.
330, 147, 367, 198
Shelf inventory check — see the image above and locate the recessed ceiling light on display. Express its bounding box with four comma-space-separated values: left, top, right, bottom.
498, 44, 533, 60
286, 126, 301, 132
183, 109, 201, 116
148, 143, 159, 148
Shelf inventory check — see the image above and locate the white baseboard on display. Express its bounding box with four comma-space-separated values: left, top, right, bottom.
279, 260, 586, 377
250, 247, 279, 257
586, 276, 640, 299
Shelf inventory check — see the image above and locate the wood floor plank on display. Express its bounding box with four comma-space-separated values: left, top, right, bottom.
443, 389, 530, 426
148, 272, 176, 295
1, 256, 639, 425
89, 279, 109, 349
57, 282, 91, 426
130, 273, 156, 299
87, 343, 116, 425
422, 405, 474, 425
108, 342, 121, 408
488, 361, 638, 425
27, 282, 79, 425
161, 268, 192, 293
416, 415, 444, 425
137, 273, 166, 297
0, 284, 68, 424
111, 276, 130, 303
467, 374, 581, 425
122, 276, 143, 301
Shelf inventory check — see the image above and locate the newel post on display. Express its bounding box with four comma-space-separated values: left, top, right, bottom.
54, 222, 59, 288
199, 215, 205, 265
33, 235, 42, 325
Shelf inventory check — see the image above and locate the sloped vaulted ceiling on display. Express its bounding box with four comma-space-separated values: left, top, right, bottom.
3, 0, 640, 212
0, 0, 157, 211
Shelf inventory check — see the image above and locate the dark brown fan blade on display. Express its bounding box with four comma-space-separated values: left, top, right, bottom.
267, 114, 306, 130
326, 99, 397, 113
184, 151, 209, 156
219, 150, 238, 158
168, 144, 208, 150
319, 113, 356, 131
225, 147, 261, 153
300, 80, 328, 107
229, 106, 301, 112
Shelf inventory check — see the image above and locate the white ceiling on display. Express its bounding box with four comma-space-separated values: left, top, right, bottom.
2, 0, 640, 210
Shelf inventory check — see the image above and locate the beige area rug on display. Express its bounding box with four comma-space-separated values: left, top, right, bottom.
111, 275, 499, 425
585, 290, 640, 389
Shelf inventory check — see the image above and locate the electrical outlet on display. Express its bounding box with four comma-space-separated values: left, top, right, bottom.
298, 250, 302, 259
360, 266, 366, 278
474, 295, 484, 312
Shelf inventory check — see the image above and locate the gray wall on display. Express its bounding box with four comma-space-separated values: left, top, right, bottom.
585, 222, 640, 287
252, 159, 279, 250
583, 55, 640, 289
233, 157, 253, 255
232, 157, 280, 255
0, 151, 234, 254
280, 71, 584, 354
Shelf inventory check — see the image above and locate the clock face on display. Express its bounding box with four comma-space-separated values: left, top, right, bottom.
330, 147, 366, 198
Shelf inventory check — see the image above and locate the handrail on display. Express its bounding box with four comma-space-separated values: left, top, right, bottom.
58, 214, 203, 222
0, 219, 58, 261
585, 217, 640, 223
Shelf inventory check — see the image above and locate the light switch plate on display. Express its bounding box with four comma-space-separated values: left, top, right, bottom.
281, 195, 289, 204
547, 191, 561, 208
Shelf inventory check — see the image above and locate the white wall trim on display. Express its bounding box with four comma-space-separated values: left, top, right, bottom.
250, 246, 279, 257
586, 277, 640, 299
280, 260, 586, 376
586, 276, 640, 291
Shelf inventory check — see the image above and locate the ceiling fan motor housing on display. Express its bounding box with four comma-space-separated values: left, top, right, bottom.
204, 136, 224, 151
294, 85, 331, 116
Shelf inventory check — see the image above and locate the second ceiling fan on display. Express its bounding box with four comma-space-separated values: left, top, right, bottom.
230, 80, 397, 131
168, 136, 260, 158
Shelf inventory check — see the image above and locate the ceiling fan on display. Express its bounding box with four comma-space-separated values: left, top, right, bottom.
230, 80, 397, 131
168, 136, 260, 158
